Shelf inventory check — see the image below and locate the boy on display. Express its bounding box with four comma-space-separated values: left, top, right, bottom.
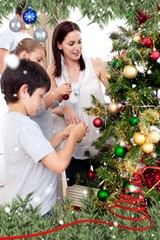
0, 59, 87, 216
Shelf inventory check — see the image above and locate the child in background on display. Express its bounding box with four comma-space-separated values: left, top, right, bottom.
13, 38, 72, 140
1, 59, 88, 216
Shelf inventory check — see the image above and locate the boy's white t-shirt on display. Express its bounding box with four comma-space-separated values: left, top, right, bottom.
3, 112, 57, 216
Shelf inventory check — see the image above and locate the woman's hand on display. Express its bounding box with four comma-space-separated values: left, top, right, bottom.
56, 83, 72, 97
62, 105, 81, 125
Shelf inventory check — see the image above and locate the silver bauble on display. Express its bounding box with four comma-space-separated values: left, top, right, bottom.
9, 18, 22, 32
34, 27, 48, 42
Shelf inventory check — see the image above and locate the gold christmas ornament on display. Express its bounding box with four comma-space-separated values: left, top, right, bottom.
141, 142, 154, 154
147, 130, 160, 144
123, 65, 138, 79
132, 34, 142, 42
106, 73, 111, 80
133, 132, 146, 145
108, 102, 121, 115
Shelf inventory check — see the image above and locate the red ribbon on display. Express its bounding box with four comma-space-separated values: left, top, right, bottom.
1, 165, 159, 239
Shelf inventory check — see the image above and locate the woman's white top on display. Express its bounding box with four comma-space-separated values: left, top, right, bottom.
56, 58, 106, 159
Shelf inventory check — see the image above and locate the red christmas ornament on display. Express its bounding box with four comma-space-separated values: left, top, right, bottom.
93, 117, 103, 128
87, 169, 95, 179
150, 50, 160, 60
121, 50, 126, 57
63, 94, 69, 100
137, 11, 150, 25
141, 37, 153, 48
126, 143, 132, 151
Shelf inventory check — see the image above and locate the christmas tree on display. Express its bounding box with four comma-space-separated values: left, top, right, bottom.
75, 6, 160, 209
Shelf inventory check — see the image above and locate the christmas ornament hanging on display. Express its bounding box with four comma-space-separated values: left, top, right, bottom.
133, 132, 146, 145
112, 59, 121, 68
23, 7, 37, 24
106, 73, 111, 80
87, 169, 95, 179
129, 116, 139, 126
123, 182, 138, 193
137, 11, 150, 25
34, 27, 48, 42
150, 50, 160, 61
97, 189, 109, 201
93, 117, 103, 128
132, 34, 142, 42
141, 36, 153, 48
63, 94, 69, 100
147, 130, 160, 144
123, 65, 138, 79
108, 102, 121, 115
141, 142, 154, 154
114, 145, 127, 158
9, 18, 22, 32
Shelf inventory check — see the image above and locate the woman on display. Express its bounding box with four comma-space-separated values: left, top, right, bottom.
47, 21, 109, 186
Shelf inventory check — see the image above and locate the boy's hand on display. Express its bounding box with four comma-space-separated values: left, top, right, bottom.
62, 124, 75, 139
72, 122, 88, 142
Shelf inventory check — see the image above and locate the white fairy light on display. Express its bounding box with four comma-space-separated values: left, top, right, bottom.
45, 184, 52, 195
14, 147, 19, 152
96, 129, 100, 134
59, 220, 64, 225
83, 190, 88, 196
4, 207, 10, 214
113, 221, 118, 227
23, 70, 27, 74
129, 185, 138, 192
4, 53, 20, 69
33, 196, 40, 204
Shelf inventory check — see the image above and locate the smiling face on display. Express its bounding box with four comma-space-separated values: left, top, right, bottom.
57, 30, 82, 61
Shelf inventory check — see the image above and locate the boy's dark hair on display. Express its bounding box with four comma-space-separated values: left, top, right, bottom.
15, 1, 26, 16
1, 59, 51, 104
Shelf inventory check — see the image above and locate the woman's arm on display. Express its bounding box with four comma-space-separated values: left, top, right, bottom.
44, 63, 72, 109
91, 57, 109, 88
52, 105, 81, 125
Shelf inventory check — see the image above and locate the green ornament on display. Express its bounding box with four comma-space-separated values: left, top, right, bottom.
129, 116, 139, 126
113, 59, 121, 68
97, 189, 109, 201
114, 145, 127, 157
123, 181, 132, 189
108, 79, 114, 83
123, 181, 137, 193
